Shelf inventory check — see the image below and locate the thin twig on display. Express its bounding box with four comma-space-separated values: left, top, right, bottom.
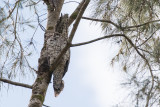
0, 0, 21, 23
137, 30, 158, 47
82, 17, 160, 30
137, 48, 153, 56
123, 35, 154, 107
82, 17, 120, 29
25, 0, 41, 7
42, 104, 50, 107
123, 19, 160, 29
64, 1, 80, 4
71, 34, 125, 47
35, 11, 46, 31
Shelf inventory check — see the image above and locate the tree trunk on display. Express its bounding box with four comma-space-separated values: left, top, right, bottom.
28, 0, 90, 106
28, 0, 64, 107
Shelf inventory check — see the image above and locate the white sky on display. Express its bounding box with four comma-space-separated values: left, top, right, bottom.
0, 0, 132, 107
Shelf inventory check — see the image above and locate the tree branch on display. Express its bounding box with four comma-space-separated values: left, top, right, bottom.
35, 11, 46, 31
68, 0, 90, 43
72, 32, 154, 106
68, 0, 85, 26
71, 34, 125, 47
137, 29, 158, 47
81, 17, 160, 30
0, 0, 21, 23
64, 1, 80, 4
82, 17, 120, 28
0, 78, 32, 89
122, 35, 154, 107
123, 19, 160, 29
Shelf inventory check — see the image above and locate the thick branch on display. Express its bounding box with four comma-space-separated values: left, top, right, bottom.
68, 0, 90, 43
68, 0, 85, 26
0, 78, 32, 89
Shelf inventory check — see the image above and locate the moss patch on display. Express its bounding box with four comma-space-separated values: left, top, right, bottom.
32, 94, 44, 103
71, 13, 78, 19
47, 26, 54, 30
36, 77, 43, 82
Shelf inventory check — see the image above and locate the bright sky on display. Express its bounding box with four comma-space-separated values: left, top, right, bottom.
0, 0, 132, 107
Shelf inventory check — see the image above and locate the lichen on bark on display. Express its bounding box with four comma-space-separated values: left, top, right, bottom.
28, 1, 65, 106
31, 94, 44, 103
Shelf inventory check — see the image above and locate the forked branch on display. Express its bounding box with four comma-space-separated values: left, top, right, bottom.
123, 35, 154, 107
82, 17, 160, 30
72, 32, 154, 106
0, 0, 21, 23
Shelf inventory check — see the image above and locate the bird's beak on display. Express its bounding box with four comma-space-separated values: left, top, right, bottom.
54, 91, 59, 97
54, 80, 64, 97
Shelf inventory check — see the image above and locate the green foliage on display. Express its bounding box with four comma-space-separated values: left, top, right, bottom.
92, 0, 160, 106
0, 0, 44, 81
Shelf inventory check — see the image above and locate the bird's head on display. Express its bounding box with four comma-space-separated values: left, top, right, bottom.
54, 80, 64, 97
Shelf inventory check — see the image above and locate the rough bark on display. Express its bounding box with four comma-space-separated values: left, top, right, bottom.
28, 0, 64, 107
28, 0, 90, 106
47, 14, 70, 97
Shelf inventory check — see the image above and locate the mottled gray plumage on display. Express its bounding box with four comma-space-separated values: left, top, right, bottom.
45, 14, 70, 97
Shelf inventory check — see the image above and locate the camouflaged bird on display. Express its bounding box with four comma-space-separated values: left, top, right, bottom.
45, 14, 70, 97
